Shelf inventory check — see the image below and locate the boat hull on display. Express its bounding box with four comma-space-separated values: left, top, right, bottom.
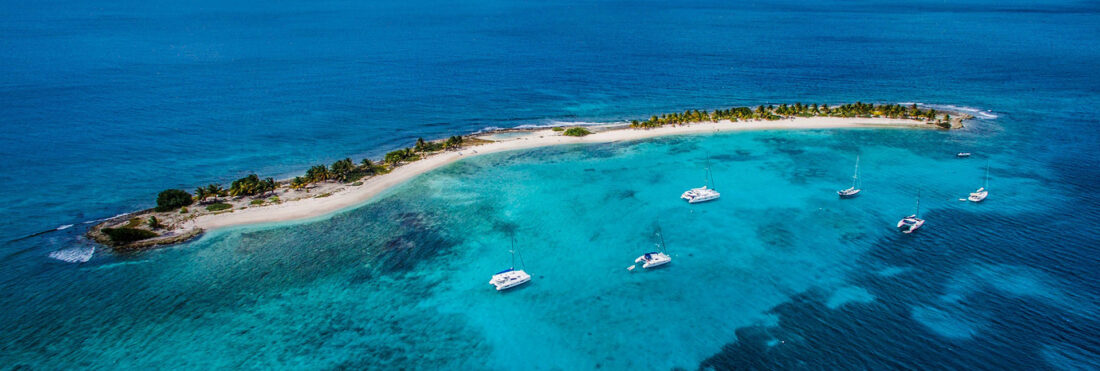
687, 194, 720, 203
635, 252, 671, 269
897, 217, 925, 233
968, 188, 988, 202
837, 188, 861, 198
490, 270, 531, 291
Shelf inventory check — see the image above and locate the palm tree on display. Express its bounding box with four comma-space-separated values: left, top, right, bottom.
264, 177, 277, 196
331, 158, 354, 181
306, 165, 332, 183
360, 158, 375, 175
194, 186, 209, 203
206, 184, 224, 202
290, 177, 307, 191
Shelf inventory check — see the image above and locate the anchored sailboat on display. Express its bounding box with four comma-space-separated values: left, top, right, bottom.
629, 226, 671, 271
489, 235, 531, 291
837, 155, 862, 198
681, 156, 720, 203
897, 190, 925, 234
968, 163, 989, 202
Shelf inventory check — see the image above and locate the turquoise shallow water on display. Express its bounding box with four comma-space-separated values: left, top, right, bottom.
6, 122, 1099, 368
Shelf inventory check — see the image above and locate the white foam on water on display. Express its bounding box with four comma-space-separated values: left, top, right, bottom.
84, 212, 133, 224
48, 246, 94, 263
56, 224, 73, 230
899, 102, 998, 119
475, 126, 505, 133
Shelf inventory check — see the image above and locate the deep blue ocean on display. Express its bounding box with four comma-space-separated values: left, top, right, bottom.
2, 0, 1099, 369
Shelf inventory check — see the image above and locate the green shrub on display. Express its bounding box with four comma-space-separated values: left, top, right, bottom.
350, 181, 363, 186
147, 216, 162, 229
123, 217, 143, 228
268, 196, 280, 204
206, 203, 232, 212
250, 199, 265, 205
551, 127, 565, 132
563, 127, 592, 137
315, 192, 332, 198
102, 227, 158, 244
179, 207, 188, 214
155, 189, 193, 212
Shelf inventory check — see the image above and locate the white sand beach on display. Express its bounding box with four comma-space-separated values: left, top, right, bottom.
187, 116, 931, 232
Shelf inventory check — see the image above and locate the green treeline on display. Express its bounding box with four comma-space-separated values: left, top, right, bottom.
630, 102, 946, 128
156, 135, 467, 208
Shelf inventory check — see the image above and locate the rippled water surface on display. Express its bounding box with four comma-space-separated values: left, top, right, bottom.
2, 0, 1099, 369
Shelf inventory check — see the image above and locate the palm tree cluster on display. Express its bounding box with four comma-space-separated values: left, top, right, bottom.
414, 137, 444, 152
228, 174, 277, 197
385, 148, 419, 166
330, 158, 356, 181
194, 183, 226, 203
290, 157, 387, 190
630, 102, 942, 128
444, 136, 464, 149
306, 164, 333, 183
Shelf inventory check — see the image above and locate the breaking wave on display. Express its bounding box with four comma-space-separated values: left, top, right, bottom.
48, 246, 95, 263
900, 102, 998, 119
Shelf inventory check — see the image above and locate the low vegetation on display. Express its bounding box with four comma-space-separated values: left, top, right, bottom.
563, 127, 592, 137
205, 202, 232, 212
147, 216, 162, 229
102, 227, 158, 244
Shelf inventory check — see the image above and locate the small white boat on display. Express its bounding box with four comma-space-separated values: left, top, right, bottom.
629, 227, 672, 271
957, 152, 972, 158
968, 163, 990, 202
682, 156, 720, 203
968, 187, 988, 202
837, 155, 861, 198
490, 236, 531, 291
897, 191, 925, 234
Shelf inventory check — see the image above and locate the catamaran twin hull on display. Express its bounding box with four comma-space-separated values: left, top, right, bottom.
681, 187, 720, 203
634, 252, 671, 269
897, 216, 925, 233
490, 269, 531, 291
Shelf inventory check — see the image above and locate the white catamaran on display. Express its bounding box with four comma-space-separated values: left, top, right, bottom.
489, 236, 531, 291
682, 156, 720, 203
837, 155, 862, 198
968, 163, 989, 202
897, 190, 925, 234
629, 227, 671, 271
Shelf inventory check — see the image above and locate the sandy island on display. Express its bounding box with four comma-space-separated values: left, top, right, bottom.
183, 116, 932, 232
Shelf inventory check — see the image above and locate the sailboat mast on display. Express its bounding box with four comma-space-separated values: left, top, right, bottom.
916, 190, 921, 217
510, 235, 516, 269
705, 154, 714, 188
852, 155, 860, 188
984, 162, 990, 188
657, 227, 668, 254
